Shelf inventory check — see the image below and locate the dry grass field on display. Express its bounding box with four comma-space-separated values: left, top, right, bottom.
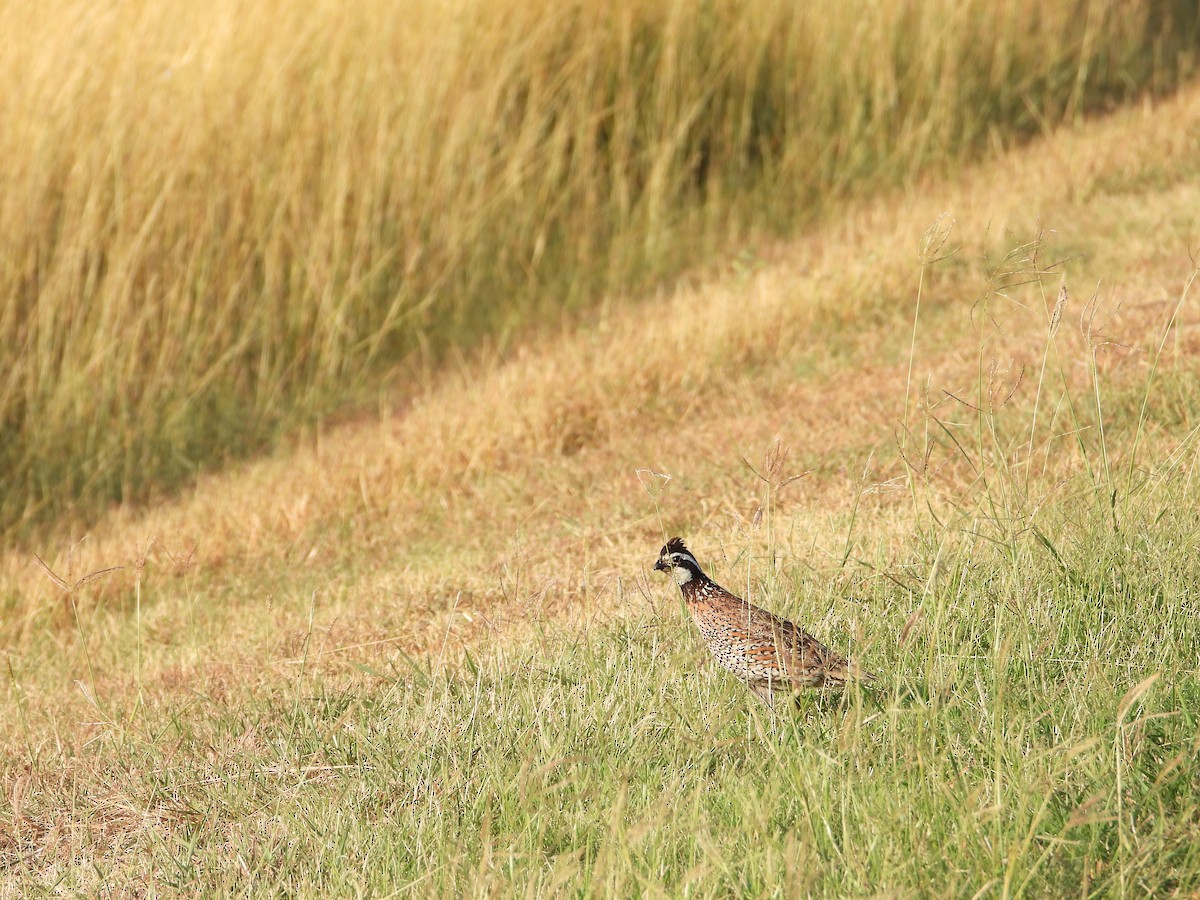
4, 0, 1200, 894
2, 0, 1196, 539
3, 73, 1200, 892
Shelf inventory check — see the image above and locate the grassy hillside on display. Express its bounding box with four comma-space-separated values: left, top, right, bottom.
2, 78, 1200, 893
2, 0, 1198, 540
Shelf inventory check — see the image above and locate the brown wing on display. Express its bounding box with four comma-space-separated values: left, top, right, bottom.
772, 615, 876, 688
686, 582, 877, 689
766, 617, 840, 687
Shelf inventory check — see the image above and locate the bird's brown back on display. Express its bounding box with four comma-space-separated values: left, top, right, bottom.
682, 578, 869, 689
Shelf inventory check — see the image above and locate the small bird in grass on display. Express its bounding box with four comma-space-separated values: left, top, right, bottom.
653, 537, 876, 707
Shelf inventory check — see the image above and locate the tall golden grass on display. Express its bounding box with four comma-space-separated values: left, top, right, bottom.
0, 0, 1195, 540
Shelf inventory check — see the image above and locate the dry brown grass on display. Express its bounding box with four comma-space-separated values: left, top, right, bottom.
3, 0, 1195, 538
3, 83, 1199, 739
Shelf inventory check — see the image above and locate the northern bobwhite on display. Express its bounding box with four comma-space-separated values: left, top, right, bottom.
654, 537, 876, 706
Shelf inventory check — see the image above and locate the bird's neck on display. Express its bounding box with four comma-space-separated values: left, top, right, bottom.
679, 573, 711, 600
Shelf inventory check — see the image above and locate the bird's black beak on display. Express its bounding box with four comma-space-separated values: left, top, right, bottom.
653, 558, 667, 572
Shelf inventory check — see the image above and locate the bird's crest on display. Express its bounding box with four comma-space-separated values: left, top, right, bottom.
664, 536, 689, 557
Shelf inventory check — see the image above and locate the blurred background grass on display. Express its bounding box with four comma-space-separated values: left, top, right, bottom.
2, 0, 1197, 541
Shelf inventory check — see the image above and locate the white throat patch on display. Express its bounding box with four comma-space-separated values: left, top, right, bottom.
663, 550, 700, 586
671, 565, 694, 586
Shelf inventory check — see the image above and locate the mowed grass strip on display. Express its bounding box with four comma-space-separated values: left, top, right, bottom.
2, 0, 1198, 538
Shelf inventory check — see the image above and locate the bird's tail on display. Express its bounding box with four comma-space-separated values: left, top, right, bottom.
830, 660, 878, 687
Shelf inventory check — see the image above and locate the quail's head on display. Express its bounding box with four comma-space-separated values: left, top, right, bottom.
654, 537, 703, 585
